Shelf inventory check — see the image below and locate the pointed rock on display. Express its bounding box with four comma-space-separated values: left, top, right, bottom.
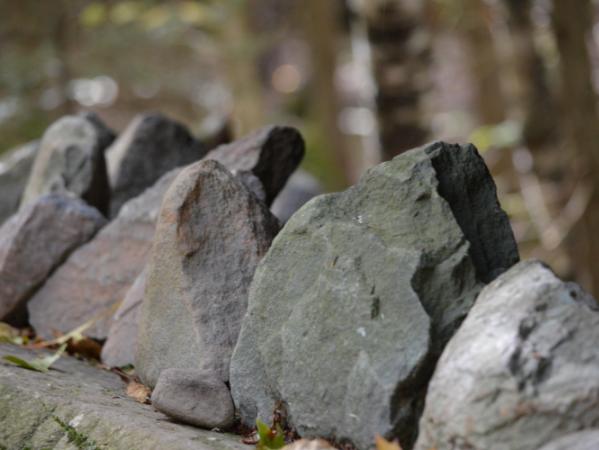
106, 113, 207, 217
20, 113, 114, 216
229, 142, 519, 449
136, 160, 280, 387
415, 261, 599, 450
0, 141, 39, 225
0, 194, 105, 325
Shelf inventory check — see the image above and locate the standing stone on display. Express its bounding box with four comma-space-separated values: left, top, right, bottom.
0, 194, 105, 325
151, 368, 235, 430
101, 267, 147, 368
20, 113, 114, 216
136, 160, 280, 387
0, 141, 39, 225
230, 142, 519, 450
106, 113, 207, 217
205, 126, 304, 205
271, 170, 322, 222
415, 261, 599, 450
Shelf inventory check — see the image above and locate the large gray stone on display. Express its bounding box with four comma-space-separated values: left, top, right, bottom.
271, 169, 322, 222
20, 113, 114, 216
230, 142, 519, 449
0, 343, 248, 450
0, 194, 105, 326
106, 113, 207, 217
151, 368, 235, 430
415, 261, 599, 450
28, 169, 179, 340
136, 160, 280, 388
0, 140, 39, 225
205, 125, 304, 205
538, 430, 599, 450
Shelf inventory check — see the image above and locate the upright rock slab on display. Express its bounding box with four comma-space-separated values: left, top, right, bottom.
230, 142, 519, 449
0, 141, 39, 224
0, 194, 105, 325
106, 113, 207, 217
271, 169, 322, 222
20, 113, 114, 215
415, 261, 599, 450
136, 160, 280, 387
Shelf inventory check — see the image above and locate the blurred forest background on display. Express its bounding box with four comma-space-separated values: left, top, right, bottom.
1, 0, 599, 295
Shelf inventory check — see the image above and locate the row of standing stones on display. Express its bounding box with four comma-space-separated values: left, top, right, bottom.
0, 111, 598, 450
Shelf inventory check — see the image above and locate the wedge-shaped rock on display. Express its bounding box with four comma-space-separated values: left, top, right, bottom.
20, 113, 114, 215
0, 194, 105, 325
230, 142, 519, 449
30, 126, 303, 341
415, 261, 599, 450
136, 160, 280, 387
0, 141, 39, 225
106, 113, 207, 217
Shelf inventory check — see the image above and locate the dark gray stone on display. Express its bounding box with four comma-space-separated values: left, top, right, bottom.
20, 113, 114, 216
151, 368, 235, 430
538, 430, 599, 450
106, 113, 207, 217
0, 343, 248, 450
136, 160, 280, 387
271, 170, 322, 222
0, 141, 39, 225
0, 194, 105, 326
230, 142, 519, 449
205, 126, 304, 205
415, 261, 599, 450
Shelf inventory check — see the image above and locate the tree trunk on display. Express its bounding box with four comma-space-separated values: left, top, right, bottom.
353, 0, 431, 160
552, 0, 599, 295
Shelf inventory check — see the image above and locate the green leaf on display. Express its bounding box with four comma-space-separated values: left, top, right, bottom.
256, 419, 286, 450
2, 344, 67, 373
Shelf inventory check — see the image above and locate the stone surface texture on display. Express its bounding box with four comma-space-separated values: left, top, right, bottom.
151, 368, 235, 430
415, 261, 599, 450
20, 113, 114, 215
136, 160, 280, 387
0, 140, 39, 224
271, 169, 322, 222
0, 194, 105, 326
205, 125, 304, 205
230, 142, 519, 449
0, 343, 247, 450
537, 430, 599, 450
106, 113, 207, 217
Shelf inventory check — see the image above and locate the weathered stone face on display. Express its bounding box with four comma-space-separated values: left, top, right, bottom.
415, 261, 599, 450
0, 194, 106, 326
537, 430, 599, 450
136, 160, 280, 387
106, 113, 208, 217
20, 113, 114, 216
0, 141, 39, 225
229, 142, 519, 450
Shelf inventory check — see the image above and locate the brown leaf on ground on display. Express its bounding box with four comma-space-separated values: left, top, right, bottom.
374, 435, 402, 450
126, 380, 151, 404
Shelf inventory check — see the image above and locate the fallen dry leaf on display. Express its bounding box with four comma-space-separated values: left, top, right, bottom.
126, 380, 151, 404
375, 434, 402, 450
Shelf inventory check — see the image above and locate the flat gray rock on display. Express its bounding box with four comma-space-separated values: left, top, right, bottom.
151, 368, 235, 430
0, 140, 39, 225
106, 113, 207, 217
415, 261, 599, 450
230, 142, 519, 449
538, 430, 599, 450
0, 194, 105, 326
20, 113, 114, 216
137, 160, 280, 387
0, 343, 247, 450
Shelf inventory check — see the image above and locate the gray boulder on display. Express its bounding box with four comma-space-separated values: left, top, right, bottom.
0, 194, 105, 326
0, 141, 39, 224
538, 430, 599, 450
136, 160, 280, 388
151, 368, 235, 430
20, 113, 114, 216
415, 261, 599, 450
271, 169, 322, 222
106, 113, 207, 217
230, 142, 519, 449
